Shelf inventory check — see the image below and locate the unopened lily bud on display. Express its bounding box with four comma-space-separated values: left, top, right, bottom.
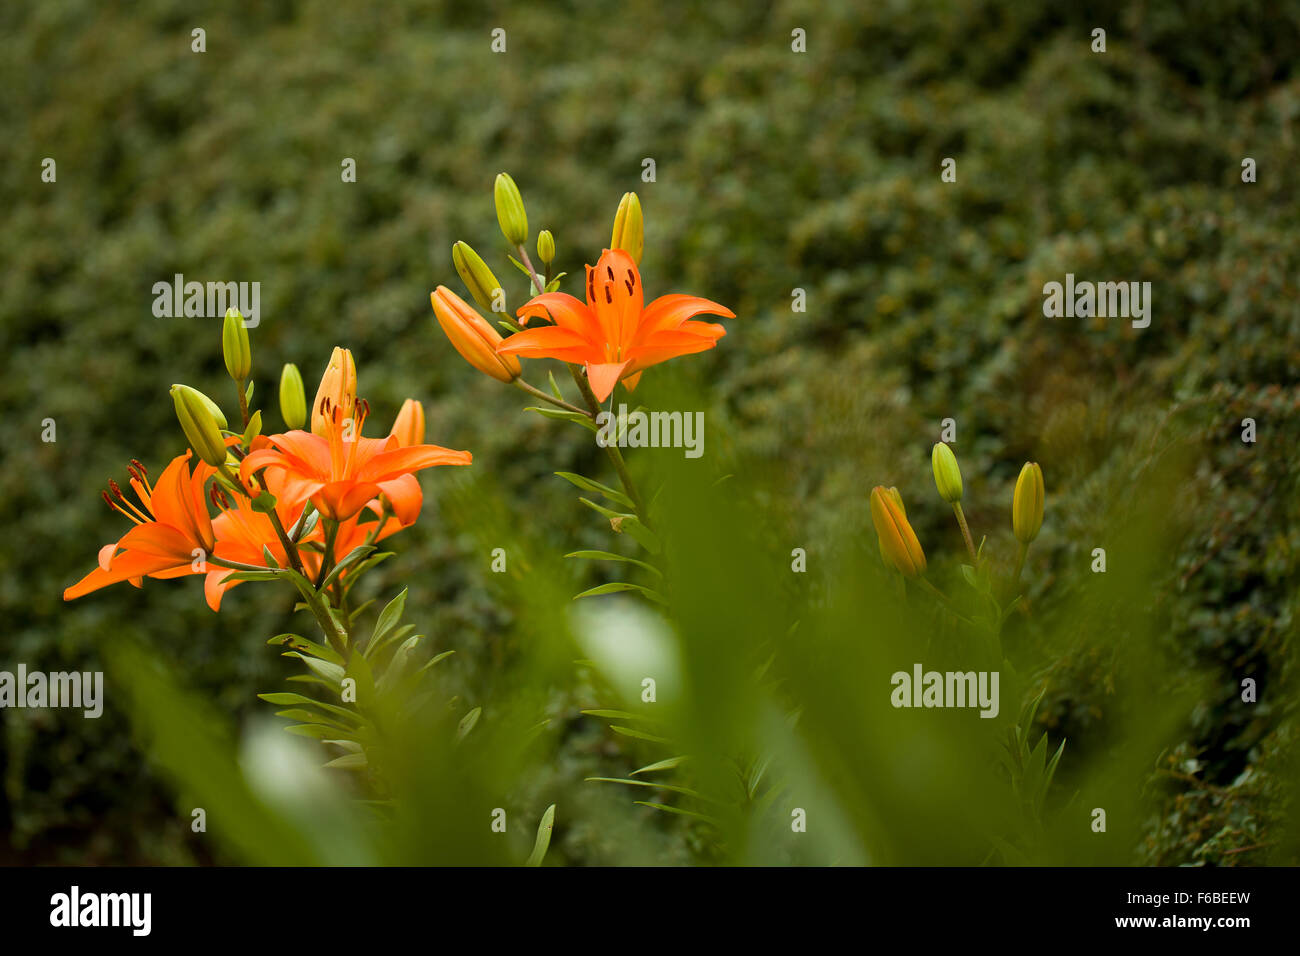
171, 384, 228, 467
537, 230, 555, 266
493, 172, 528, 247
279, 363, 307, 429
452, 241, 505, 313
312, 347, 357, 436
610, 192, 644, 265
887, 485, 906, 517
222, 308, 251, 381
1012, 462, 1045, 544
431, 286, 521, 383
870, 485, 926, 578
931, 442, 963, 503
389, 398, 426, 447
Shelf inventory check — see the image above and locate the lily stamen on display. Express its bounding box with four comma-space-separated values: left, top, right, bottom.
106, 478, 151, 525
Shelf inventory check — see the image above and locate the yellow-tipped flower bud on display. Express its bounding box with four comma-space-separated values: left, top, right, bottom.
493, 172, 528, 247
171, 384, 228, 467
222, 308, 251, 381
931, 442, 963, 503
452, 241, 505, 313
537, 230, 555, 266
279, 363, 307, 430
431, 286, 522, 383
389, 398, 426, 447
871, 485, 926, 577
887, 486, 906, 516
1012, 462, 1045, 544
610, 191, 644, 264
312, 347, 357, 436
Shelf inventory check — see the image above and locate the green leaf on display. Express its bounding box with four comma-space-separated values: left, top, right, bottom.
323, 753, 368, 770
368, 624, 416, 663
369, 588, 408, 649
543, 272, 567, 293
416, 649, 456, 678
579, 497, 623, 521
524, 406, 597, 433
257, 692, 317, 706
547, 370, 563, 400
610, 515, 661, 554
241, 409, 262, 446
318, 543, 376, 592
525, 804, 556, 867
273, 709, 353, 733
269, 633, 344, 666
283, 723, 340, 740
344, 651, 375, 708
285, 652, 345, 689
566, 550, 662, 577
344, 552, 395, 589
216, 569, 280, 583
632, 801, 716, 823
287, 505, 319, 542
586, 777, 704, 799
631, 756, 687, 775
610, 725, 670, 744
457, 706, 481, 740
573, 581, 667, 604
580, 709, 640, 720
258, 692, 357, 723
248, 490, 280, 514
555, 472, 633, 508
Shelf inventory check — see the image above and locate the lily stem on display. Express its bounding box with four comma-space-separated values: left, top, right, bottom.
514, 243, 650, 525
572, 370, 647, 521
235, 377, 250, 429
513, 378, 588, 416
315, 518, 338, 589
952, 502, 977, 561
218, 461, 307, 576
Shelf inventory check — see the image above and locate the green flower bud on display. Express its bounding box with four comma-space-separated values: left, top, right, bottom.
452, 240, 505, 312
493, 172, 528, 247
222, 308, 251, 381
279, 363, 307, 430
1013, 462, 1045, 544
931, 442, 963, 503
171, 384, 228, 467
537, 230, 555, 266
610, 192, 644, 264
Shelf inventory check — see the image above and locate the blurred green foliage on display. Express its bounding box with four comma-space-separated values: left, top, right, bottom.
2, 0, 1296, 864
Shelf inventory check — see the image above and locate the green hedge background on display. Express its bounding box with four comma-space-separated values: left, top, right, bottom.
2, 0, 1297, 864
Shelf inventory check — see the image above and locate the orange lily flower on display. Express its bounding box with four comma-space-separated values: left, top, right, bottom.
64, 453, 217, 601
496, 248, 734, 401
240, 398, 470, 523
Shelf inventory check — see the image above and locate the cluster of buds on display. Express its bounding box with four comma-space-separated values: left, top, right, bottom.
869, 443, 1046, 586
168, 309, 326, 474
429, 174, 647, 393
